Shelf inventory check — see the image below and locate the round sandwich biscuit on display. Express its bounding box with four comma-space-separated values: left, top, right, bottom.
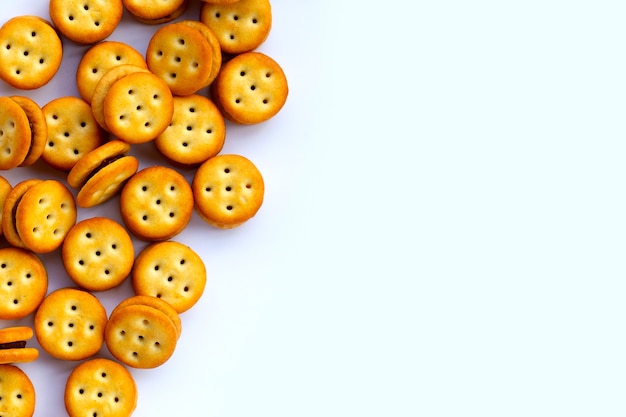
0, 96, 32, 170
132, 241, 207, 313
15, 179, 77, 254
111, 295, 181, 339
1, 179, 41, 249
192, 154, 265, 229
76, 41, 147, 103
154, 94, 225, 167
9, 96, 47, 167
0, 15, 63, 90
0, 247, 47, 320
65, 358, 137, 417
201, 0, 240, 4
103, 71, 174, 144
62, 217, 134, 291
178, 19, 222, 87
67, 140, 139, 208
123, 0, 187, 23
0, 327, 39, 364
41, 96, 105, 172
105, 302, 179, 368
200, 0, 272, 54
119, 165, 194, 241
34, 288, 108, 361
0, 176, 12, 238
0, 364, 36, 417
50, 0, 123, 44
212, 51, 288, 125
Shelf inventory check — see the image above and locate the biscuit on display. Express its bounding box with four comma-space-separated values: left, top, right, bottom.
200, 0, 272, 54
123, 0, 187, 23
201, 0, 240, 4
91, 64, 150, 130
132, 241, 207, 313
104, 303, 178, 368
67, 140, 139, 208
15, 179, 77, 254
0, 176, 11, 238
110, 295, 181, 339
192, 154, 265, 229
154, 94, 225, 167
1, 179, 41, 249
146, 22, 213, 96
0, 364, 36, 417
0, 247, 47, 320
0, 96, 32, 170
103, 71, 174, 144
119, 165, 194, 241
211, 51, 288, 124
34, 288, 108, 361
9, 96, 47, 167
49, 0, 123, 44
76, 41, 147, 103
0, 15, 63, 89
178, 19, 222, 87
62, 217, 134, 291
41, 96, 105, 172
0, 327, 39, 364
64, 358, 137, 417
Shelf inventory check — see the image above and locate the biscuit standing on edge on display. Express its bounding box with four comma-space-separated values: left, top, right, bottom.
192, 154, 265, 229
65, 358, 137, 417
0, 364, 36, 417
0, 247, 47, 320
0, 327, 39, 364
1, 179, 41, 249
9, 96, 47, 167
0, 15, 63, 90
0, 176, 11, 238
0, 96, 32, 170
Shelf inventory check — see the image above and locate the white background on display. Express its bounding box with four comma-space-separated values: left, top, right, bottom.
0, 0, 625, 416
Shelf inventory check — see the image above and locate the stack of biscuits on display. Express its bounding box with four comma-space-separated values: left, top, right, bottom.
0, 0, 289, 416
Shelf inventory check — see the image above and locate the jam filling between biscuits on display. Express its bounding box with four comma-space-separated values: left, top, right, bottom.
0, 340, 26, 349
82, 154, 126, 187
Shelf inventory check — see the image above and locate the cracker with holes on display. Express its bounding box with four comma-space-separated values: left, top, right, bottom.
0, 176, 11, 238
0, 364, 36, 417
67, 140, 139, 208
146, 22, 213, 96
123, 0, 188, 25
112, 295, 182, 339
212, 51, 288, 124
76, 41, 147, 103
120, 165, 194, 241
0, 247, 47, 320
49, 0, 123, 44
64, 358, 137, 417
200, 0, 272, 54
15, 179, 77, 254
105, 299, 180, 368
192, 154, 265, 229
1, 179, 41, 248
9, 96, 47, 167
41, 96, 105, 172
0, 15, 63, 90
132, 241, 207, 313
154, 94, 225, 167
34, 288, 108, 361
62, 217, 134, 291
103, 72, 174, 144
0, 327, 39, 364
0, 96, 32, 170
178, 19, 222, 87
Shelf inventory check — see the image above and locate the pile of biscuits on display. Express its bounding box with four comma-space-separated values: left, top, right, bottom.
0, 0, 288, 416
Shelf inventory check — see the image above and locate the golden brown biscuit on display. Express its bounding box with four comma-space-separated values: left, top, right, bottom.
65, 358, 137, 417
0, 15, 63, 89
0, 176, 11, 238
154, 94, 225, 167
67, 140, 139, 208
34, 288, 108, 361
146, 22, 213, 96
119, 165, 194, 241
200, 0, 272, 54
41, 96, 105, 172
103, 71, 174, 144
0, 327, 39, 364
62, 217, 134, 291
212, 51, 288, 124
0, 364, 36, 417
15, 179, 77, 254
0, 96, 32, 170
192, 154, 265, 229
9, 96, 47, 167
0, 247, 47, 320
1, 179, 41, 249
132, 241, 207, 313
178, 19, 222, 87
111, 295, 181, 339
76, 41, 147, 103
49, 0, 124, 44
123, 0, 187, 22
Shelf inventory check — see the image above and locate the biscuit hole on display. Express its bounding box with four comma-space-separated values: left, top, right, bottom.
119, 331, 125, 336
73, 149, 79, 155
6, 281, 11, 287
250, 85, 256, 90
158, 50, 163, 56
182, 142, 188, 147
224, 168, 230, 173
154, 341, 160, 347
132, 352, 138, 357
53, 229, 59, 235
92, 68, 98, 74
69, 15, 74, 21
26, 273, 31, 278
81, 122, 86, 127
189, 107, 195, 112
136, 105, 141, 110
178, 38, 185, 45
138, 335, 144, 341
15, 69, 20, 75
71, 305, 77, 311
16, 394, 21, 399
4, 44, 9, 50
1, 263, 5, 269
156, 293, 161, 298
115, 397, 119, 403
127, 89, 133, 95
39, 58, 44, 64
95, 251, 101, 256
246, 184, 252, 189
215, 12, 220, 18
142, 186, 147, 191
98, 392, 102, 398
84, 4, 89, 10
156, 199, 161, 205
263, 99, 269, 104
68, 341, 73, 347
101, 372, 107, 378
64, 132, 70, 137
253, 18, 258, 24
170, 73, 177, 79
184, 286, 189, 292
207, 129, 212, 134
95, 21, 100, 26
266, 72, 271, 78
170, 185, 175, 191
235, 98, 241, 104
240, 71, 245, 76
153, 94, 159, 99
13, 300, 18, 304
31, 32, 36, 37
230, 34, 235, 40
79, 389, 84, 394
116, 56, 121, 61
175, 56, 181, 62
142, 215, 148, 221
111, 244, 117, 249
205, 187, 211, 192
23, 51, 28, 56
180, 259, 185, 265
186, 126, 192, 131
233, 15, 239, 20
169, 212, 175, 217
78, 260, 84, 265
226, 186, 232, 191
89, 325, 95, 330
93, 412, 97, 417
144, 122, 151, 127
227, 205, 233, 210
48, 321, 53, 326
105, 270, 109, 275
167, 276, 173, 282
68, 323, 74, 328
154, 265, 159, 271
143, 319, 149, 326
86, 232, 92, 238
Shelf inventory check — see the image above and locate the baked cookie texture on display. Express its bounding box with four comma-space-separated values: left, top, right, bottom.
49, 0, 124, 44
0, 364, 36, 417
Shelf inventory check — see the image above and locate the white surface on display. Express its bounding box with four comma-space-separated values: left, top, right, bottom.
2, 1, 626, 416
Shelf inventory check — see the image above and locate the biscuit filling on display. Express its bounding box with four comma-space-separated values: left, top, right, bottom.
0, 341, 26, 349
82, 154, 125, 187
